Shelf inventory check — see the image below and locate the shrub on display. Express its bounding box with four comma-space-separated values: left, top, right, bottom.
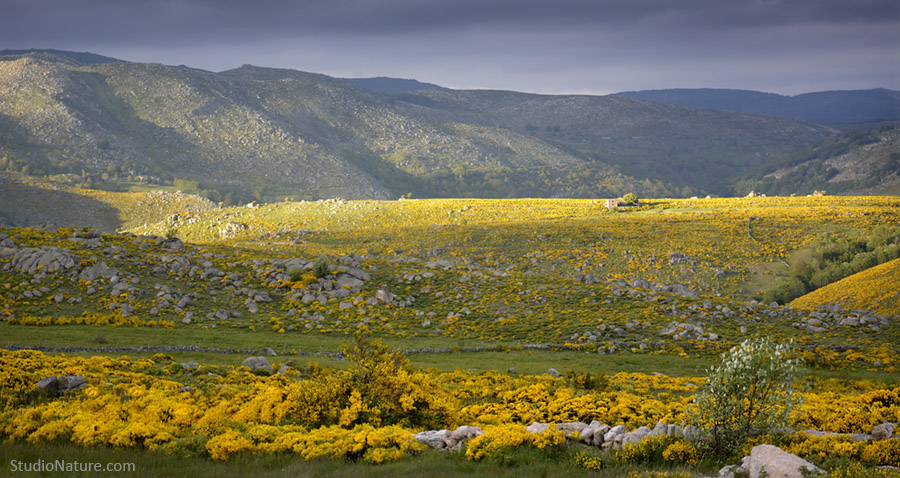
289, 267, 305, 283
688, 337, 800, 458
617, 434, 691, 465
313, 257, 330, 278
564, 369, 609, 391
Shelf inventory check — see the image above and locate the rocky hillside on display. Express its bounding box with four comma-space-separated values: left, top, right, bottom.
0, 172, 216, 231
391, 89, 832, 193
732, 127, 900, 196
0, 52, 835, 201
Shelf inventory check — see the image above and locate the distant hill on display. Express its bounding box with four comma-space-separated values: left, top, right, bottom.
613, 88, 900, 126
0, 51, 835, 203
0, 48, 123, 65
391, 88, 831, 194
342, 76, 446, 94
732, 126, 900, 196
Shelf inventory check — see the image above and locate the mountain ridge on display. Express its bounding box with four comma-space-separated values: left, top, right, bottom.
612, 88, 900, 126
0, 50, 860, 204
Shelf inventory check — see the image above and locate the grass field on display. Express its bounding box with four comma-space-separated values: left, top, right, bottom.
1, 189, 899, 476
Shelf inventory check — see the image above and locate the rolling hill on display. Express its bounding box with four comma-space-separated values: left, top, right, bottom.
0, 51, 835, 202
613, 88, 900, 127
790, 258, 900, 316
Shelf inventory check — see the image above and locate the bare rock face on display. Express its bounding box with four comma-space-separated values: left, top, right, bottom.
746, 444, 825, 478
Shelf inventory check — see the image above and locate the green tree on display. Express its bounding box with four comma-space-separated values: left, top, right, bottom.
623, 192, 639, 204
688, 337, 800, 457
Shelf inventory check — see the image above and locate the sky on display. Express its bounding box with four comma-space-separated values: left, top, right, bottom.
1, 0, 899, 96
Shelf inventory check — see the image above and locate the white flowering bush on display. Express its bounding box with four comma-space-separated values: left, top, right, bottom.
689, 337, 800, 457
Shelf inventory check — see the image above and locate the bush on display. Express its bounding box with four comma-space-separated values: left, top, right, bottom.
623, 193, 639, 203
688, 337, 800, 458
564, 369, 609, 391
616, 434, 681, 465
313, 257, 330, 278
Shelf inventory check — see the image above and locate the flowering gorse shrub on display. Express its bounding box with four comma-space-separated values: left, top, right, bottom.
688, 337, 800, 457
464, 424, 565, 461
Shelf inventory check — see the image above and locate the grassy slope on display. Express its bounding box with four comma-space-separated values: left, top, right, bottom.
790, 258, 900, 315
0, 172, 216, 230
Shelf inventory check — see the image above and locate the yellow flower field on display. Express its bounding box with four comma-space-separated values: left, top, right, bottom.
791, 258, 900, 316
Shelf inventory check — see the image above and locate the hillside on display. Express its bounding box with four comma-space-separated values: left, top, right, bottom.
0, 52, 834, 201
613, 88, 900, 127
790, 258, 900, 316
732, 126, 900, 196
386, 89, 833, 194
0, 172, 216, 231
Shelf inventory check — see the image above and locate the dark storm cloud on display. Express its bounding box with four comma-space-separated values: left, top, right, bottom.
3, 0, 897, 43
1, 0, 898, 94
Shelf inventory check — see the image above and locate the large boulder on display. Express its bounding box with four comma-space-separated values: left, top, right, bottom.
526, 422, 551, 433
0, 233, 15, 248
79, 260, 116, 281
35, 376, 58, 394
444, 425, 483, 451
242, 356, 272, 374
414, 429, 450, 449
12, 247, 75, 275
57, 375, 87, 393
335, 274, 365, 289
872, 422, 895, 441
375, 289, 394, 303
745, 444, 825, 478
622, 426, 651, 445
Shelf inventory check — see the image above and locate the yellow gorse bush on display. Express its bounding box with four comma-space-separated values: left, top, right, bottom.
464, 423, 565, 461
1, 348, 899, 466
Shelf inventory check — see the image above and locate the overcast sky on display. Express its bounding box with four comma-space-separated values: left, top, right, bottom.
2, 0, 898, 95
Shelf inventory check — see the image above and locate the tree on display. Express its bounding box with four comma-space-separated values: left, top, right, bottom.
688, 337, 800, 457
623, 192, 639, 204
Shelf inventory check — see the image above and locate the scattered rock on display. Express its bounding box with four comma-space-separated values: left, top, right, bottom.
414, 429, 450, 449
242, 356, 272, 373
444, 425, 483, 451
526, 422, 551, 433
375, 289, 394, 303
